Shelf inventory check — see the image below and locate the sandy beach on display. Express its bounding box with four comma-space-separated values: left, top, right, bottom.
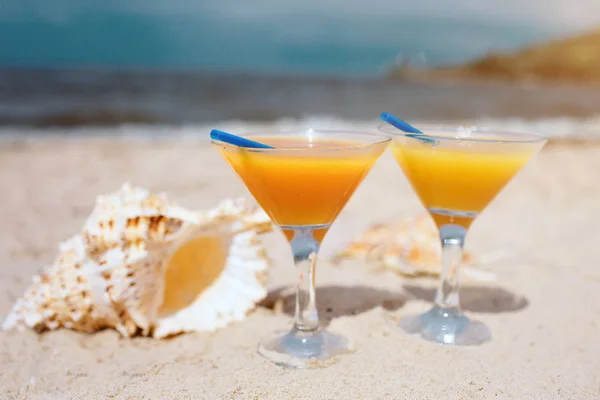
0, 130, 599, 399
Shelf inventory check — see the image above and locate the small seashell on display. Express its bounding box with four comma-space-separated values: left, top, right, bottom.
334, 214, 496, 282
2, 184, 272, 338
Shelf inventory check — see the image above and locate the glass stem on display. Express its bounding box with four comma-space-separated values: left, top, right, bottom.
290, 228, 320, 332
434, 224, 467, 313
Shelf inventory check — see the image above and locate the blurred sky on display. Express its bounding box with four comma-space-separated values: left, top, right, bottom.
2, 0, 600, 75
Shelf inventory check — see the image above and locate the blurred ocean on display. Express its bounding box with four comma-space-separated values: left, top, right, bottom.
1, 68, 600, 141
4, 0, 600, 140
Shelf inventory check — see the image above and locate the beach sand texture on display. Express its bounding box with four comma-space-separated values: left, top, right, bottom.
0, 136, 599, 399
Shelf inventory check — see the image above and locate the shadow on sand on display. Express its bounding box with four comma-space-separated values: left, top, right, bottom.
260, 282, 528, 326
402, 284, 529, 313
260, 285, 408, 326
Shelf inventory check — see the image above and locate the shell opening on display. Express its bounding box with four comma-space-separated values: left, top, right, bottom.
158, 233, 230, 318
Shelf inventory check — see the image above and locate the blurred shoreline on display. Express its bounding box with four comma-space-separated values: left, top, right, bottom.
2, 118, 600, 146
3, 68, 600, 121
2, 67, 600, 142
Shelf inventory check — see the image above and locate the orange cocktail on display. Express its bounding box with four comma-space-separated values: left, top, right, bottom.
218, 136, 385, 242
212, 129, 390, 368
391, 142, 536, 228
381, 123, 546, 346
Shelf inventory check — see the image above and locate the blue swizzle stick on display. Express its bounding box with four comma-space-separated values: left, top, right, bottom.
210, 129, 274, 149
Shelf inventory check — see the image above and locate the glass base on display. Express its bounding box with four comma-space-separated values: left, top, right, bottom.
257, 327, 353, 369
396, 306, 491, 346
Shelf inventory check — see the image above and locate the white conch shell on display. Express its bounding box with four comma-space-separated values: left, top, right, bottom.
2, 183, 272, 338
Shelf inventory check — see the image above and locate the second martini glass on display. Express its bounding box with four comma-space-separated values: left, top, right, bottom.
212, 129, 390, 367
380, 124, 547, 345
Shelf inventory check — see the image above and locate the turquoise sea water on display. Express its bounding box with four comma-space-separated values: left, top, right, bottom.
0, 12, 556, 76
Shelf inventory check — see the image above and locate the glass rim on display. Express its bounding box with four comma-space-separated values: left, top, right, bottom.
210, 128, 391, 152
378, 123, 548, 144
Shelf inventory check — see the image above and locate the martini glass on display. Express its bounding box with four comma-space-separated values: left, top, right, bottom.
379, 124, 547, 345
212, 129, 390, 367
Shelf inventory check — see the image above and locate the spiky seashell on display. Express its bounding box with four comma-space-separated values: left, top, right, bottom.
333, 214, 496, 282
2, 184, 272, 338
